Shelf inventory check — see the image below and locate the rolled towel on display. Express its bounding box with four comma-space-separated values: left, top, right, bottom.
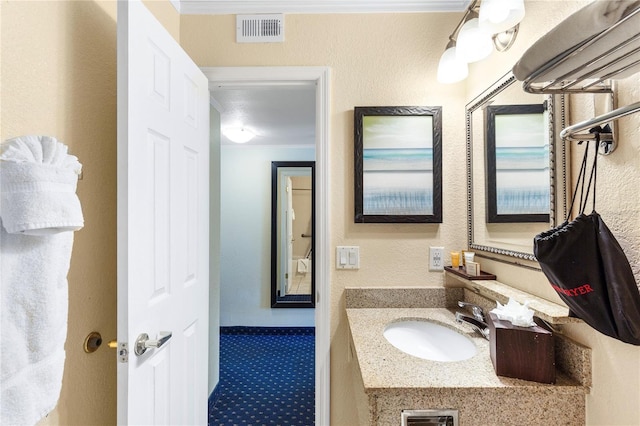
0, 135, 81, 425
0, 134, 81, 169
0, 135, 83, 234
513, 0, 640, 82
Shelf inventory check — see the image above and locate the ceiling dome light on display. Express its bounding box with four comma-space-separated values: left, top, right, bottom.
456, 14, 493, 63
479, 0, 525, 34
223, 127, 255, 144
437, 41, 468, 84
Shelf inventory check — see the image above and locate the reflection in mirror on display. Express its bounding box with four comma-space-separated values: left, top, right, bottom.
271, 161, 315, 308
466, 72, 567, 261
485, 103, 549, 223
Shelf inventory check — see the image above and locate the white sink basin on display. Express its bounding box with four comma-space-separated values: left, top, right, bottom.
383, 319, 477, 362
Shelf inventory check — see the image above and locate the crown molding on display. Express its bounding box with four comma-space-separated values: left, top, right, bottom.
179, 0, 470, 15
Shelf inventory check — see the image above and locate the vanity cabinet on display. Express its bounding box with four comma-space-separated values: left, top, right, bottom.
346, 287, 590, 426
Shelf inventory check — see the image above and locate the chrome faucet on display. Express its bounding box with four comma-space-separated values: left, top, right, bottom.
457, 301, 485, 322
455, 301, 490, 340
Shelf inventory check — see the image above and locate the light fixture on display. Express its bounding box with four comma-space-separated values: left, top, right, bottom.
223, 127, 255, 144
478, 0, 525, 34
456, 11, 493, 63
437, 40, 469, 84
492, 25, 519, 52
436, 0, 525, 84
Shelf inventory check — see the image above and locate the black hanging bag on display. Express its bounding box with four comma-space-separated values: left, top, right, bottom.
534, 137, 640, 345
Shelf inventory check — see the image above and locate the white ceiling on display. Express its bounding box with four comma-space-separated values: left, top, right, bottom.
211, 84, 316, 146
177, 0, 470, 15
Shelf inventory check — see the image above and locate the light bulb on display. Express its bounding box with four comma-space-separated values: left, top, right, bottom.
437, 45, 468, 84
456, 17, 493, 63
479, 0, 525, 34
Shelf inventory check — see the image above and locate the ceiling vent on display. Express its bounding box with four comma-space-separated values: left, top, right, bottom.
236, 14, 284, 43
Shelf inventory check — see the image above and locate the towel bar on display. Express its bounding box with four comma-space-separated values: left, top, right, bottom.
560, 101, 640, 155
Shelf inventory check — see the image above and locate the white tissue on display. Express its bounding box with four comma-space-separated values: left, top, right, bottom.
490, 298, 536, 327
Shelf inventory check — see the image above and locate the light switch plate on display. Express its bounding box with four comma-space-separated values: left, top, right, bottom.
429, 246, 444, 271
337, 246, 360, 269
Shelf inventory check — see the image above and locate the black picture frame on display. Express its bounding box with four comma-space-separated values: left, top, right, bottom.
354, 106, 442, 223
485, 103, 550, 223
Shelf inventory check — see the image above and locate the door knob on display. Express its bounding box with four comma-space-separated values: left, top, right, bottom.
134, 331, 172, 356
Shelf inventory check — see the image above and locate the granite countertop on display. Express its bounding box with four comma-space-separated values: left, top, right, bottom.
346, 307, 586, 393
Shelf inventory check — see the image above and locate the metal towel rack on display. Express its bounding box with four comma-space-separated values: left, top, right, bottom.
523, 6, 640, 94
522, 4, 640, 155
560, 100, 640, 154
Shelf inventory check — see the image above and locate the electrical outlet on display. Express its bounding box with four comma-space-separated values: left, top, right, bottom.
429, 246, 444, 271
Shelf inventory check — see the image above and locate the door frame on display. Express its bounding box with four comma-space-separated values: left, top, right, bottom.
201, 66, 331, 425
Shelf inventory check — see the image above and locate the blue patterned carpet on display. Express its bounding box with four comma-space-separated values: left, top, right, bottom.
209, 327, 315, 426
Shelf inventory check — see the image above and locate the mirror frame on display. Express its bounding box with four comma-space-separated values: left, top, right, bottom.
271, 161, 316, 308
466, 71, 567, 262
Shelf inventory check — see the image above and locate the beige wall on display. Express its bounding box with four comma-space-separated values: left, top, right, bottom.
2, 0, 639, 425
2, 1, 118, 424
1, 0, 178, 424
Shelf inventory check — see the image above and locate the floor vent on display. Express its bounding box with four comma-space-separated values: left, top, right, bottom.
236, 14, 284, 43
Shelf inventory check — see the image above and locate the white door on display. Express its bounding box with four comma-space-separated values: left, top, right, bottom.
117, 1, 210, 424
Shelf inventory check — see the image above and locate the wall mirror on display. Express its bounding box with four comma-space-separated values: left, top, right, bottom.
271, 161, 315, 308
466, 71, 567, 262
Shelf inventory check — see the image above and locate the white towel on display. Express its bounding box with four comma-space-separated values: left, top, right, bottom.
513, 0, 640, 83
0, 228, 72, 426
1, 135, 83, 234
297, 258, 310, 274
0, 135, 82, 425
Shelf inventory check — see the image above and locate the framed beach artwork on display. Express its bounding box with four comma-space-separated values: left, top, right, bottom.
485, 103, 550, 223
354, 106, 442, 223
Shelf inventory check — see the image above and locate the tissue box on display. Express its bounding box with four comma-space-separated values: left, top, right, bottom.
487, 312, 555, 384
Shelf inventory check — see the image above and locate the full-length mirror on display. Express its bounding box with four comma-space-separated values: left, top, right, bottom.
271, 161, 315, 308
466, 72, 567, 261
